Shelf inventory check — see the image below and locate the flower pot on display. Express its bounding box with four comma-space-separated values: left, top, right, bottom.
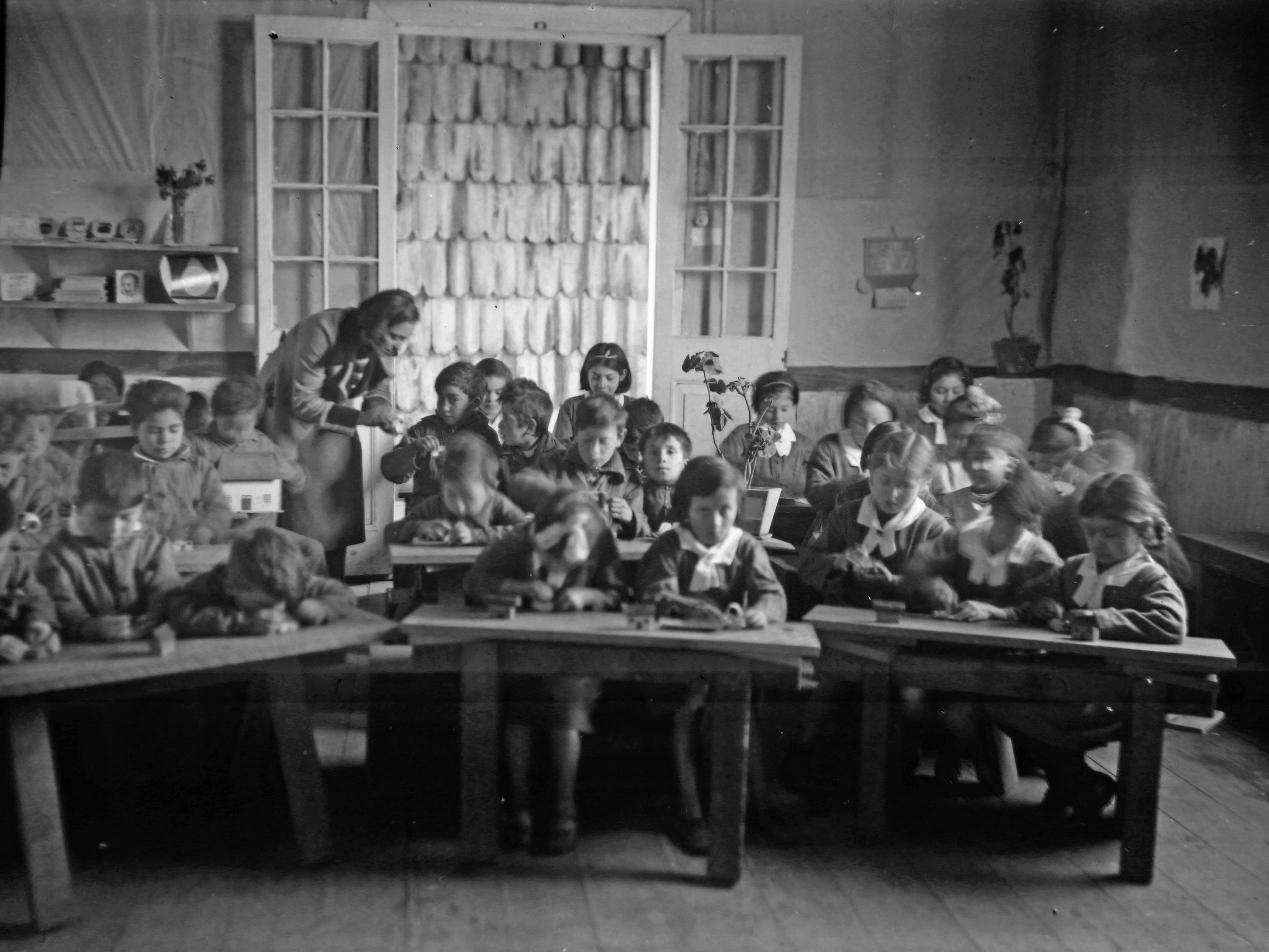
992, 337, 1042, 377
739, 487, 781, 537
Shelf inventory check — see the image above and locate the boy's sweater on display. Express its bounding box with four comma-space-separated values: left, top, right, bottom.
35, 527, 180, 640
533, 444, 646, 539
5, 459, 67, 545
641, 480, 675, 536
0, 531, 57, 631
498, 431, 563, 490
637, 528, 786, 621
380, 412, 500, 500
462, 522, 626, 605
384, 489, 528, 544
161, 563, 356, 638
134, 445, 233, 543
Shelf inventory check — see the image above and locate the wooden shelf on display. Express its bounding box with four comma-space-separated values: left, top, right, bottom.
0, 300, 234, 313
0, 239, 239, 254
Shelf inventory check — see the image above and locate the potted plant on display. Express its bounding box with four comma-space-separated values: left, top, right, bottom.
991, 220, 1042, 376
155, 159, 214, 244
682, 351, 781, 536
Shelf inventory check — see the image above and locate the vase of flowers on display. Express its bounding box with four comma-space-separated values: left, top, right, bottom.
156, 159, 214, 245
991, 219, 1042, 376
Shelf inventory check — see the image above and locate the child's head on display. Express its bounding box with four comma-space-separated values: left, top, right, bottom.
125, 379, 189, 461
77, 360, 125, 405
866, 429, 936, 516
622, 397, 664, 460
1029, 416, 1082, 474
7, 399, 58, 461
532, 488, 609, 570
858, 421, 909, 474
354, 288, 420, 358
841, 380, 897, 447
1073, 430, 1138, 477
573, 393, 626, 471
210, 374, 264, 444
498, 379, 553, 448
579, 342, 632, 396
433, 361, 486, 428
640, 422, 691, 487
961, 424, 1026, 493
474, 357, 512, 421
0, 404, 34, 488
672, 456, 742, 546
986, 463, 1050, 529
75, 451, 147, 546
184, 391, 211, 435
225, 527, 308, 610
943, 386, 1004, 458
751, 370, 799, 429
1078, 472, 1171, 568
439, 432, 499, 519
919, 356, 973, 418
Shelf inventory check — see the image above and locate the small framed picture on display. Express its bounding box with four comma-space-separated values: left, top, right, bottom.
114, 269, 144, 304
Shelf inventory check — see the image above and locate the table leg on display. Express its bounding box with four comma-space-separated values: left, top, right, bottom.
1118, 675, 1167, 884
706, 670, 751, 886
460, 641, 500, 864
857, 661, 891, 845
265, 659, 332, 865
6, 699, 77, 930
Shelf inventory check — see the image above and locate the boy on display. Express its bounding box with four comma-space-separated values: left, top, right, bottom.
638, 422, 691, 535
0, 403, 64, 547
619, 397, 664, 475
529, 393, 645, 540
125, 379, 232, 544
475, 357, 512, 438
21, 399, 80, 500
0, 488, 59, 661
36, 450, 181, 641
163, 527, 356, 637
496, 379, 562, 490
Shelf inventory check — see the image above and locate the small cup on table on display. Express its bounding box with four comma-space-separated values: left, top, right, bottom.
873, 599, 905, 624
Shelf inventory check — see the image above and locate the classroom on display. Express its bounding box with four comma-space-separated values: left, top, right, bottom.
0, 0, 1265, 948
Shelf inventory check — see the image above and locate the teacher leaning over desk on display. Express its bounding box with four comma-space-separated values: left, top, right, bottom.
261, 289, 419, 579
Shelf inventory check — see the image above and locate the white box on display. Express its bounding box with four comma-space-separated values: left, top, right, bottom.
1, 273, 39, 301
221, 478, 283, 514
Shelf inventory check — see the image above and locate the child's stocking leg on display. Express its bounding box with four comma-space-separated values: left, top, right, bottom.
672, 695, 704, 822
504, 723, 533, 812
547, 728, 581, 817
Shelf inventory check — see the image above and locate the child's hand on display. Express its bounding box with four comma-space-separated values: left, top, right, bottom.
448, 522, 474, 545
18, 512, 41, 533
415, 434, 442, 457
358, 403, 398, 432
246, 606, 297, 636
83, 614, 135, 642
499, 580, 555, 606
607, 497, 633, 524
294, 598, 330, 626
24, 620, 59, 658
946, 600, 1000, 622
554, 587, 617, 612
411, 519, 452, 542
743, 608, 768, 629
190, 525, 215, 545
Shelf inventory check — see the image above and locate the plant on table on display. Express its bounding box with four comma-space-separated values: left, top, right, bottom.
682, 351, 778, 488
155, 159, 215, 243
991, 220, 1042, 375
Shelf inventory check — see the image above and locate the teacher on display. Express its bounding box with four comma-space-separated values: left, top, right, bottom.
261, 289, 419, 578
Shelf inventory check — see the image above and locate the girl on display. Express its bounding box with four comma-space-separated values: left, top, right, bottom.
941, 425, 1030, 528
1029, 416, 1088, 498
463, 488, 627, 856
552, 342, 634, 445
798, 429, 948, 606
911, 356, 972, 460
474, 357, 512, 438
804, 380, 898, 512
929, 387, 1004, 498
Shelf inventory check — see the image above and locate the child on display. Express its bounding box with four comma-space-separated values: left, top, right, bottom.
637, 456, 787, 852
1029, 416, 1088, 497
929, 387, 1005, 498
0, 488, 59, 661
940, 425, 1029, 529
805, 380, 898, 512
463, 488, 627, 855
385, 432, 527, 544
911, 356, 972, 460
620, 397, 664, 475
639, 422, 691, 535
0, 404, 65, 545
125, 379, 232, 544
552, 342, 634, 445
474, 357, 512, 438
163, 527, 356, 637
531, 393, 645, 539
496, 379, 562, 489
20, 399, 80, 500
381, 361, 499, 501
36, 450, 181, 642
184, 391, 212, 436
76, 359, 132, 453
798, 429, 948, 606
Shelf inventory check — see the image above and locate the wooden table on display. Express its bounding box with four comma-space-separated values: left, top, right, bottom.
1180, 531, 1269, 662
805, 604, 1237, 884
398, 606, 819, 886
0, 609, 396, 931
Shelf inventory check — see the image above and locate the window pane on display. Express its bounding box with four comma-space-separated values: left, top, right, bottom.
683, 201, 725, 267
686, 132, 727, 198
330, 263, 376, 309
273, 190, 322, 257
274, 262, 324, 332
273, 41, 320, 110
330, 191, 377, 258
274, 118, 322, 183
735, 60, 781, 125
724, 272, 774, 338
729, 202, 777, 268
734, 132, 779, 197
678, 271, 722, 336
330, 42, 376, 112
687, 58, 730, 125
330, 118, 376, 185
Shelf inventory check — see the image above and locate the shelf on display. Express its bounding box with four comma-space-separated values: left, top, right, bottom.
0, 300, 235, 313
0, 239, 239, 254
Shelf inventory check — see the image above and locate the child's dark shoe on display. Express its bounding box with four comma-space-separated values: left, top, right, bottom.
1070, 770, 1117, 826
501, 809, 532, 852
539, 814, 578, 855
676, 816, 710, 856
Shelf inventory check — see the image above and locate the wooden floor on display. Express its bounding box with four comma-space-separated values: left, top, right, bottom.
1, 704, 1267, 952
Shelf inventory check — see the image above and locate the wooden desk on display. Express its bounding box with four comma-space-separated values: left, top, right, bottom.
398, 606, 819, 886
806, 604, 1236, 885
1180, 531, 1269, 662
0, 609, 396, 931
172, 543, 229, 576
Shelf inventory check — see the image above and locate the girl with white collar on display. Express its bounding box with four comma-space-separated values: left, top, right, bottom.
911, 356, 972, 462
804, 379, 898, 512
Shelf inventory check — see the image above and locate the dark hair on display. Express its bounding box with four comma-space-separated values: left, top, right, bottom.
988, 464, 1051, 525
211, 374, 264, 416
866, 429, 937, 480
77, 360, 125, 398
77, 450, 147, 509
533, 487, 609, 558
500, 379, 553, 435
624, 397, 664, 434
225, 527, 307, 606
475, 357, 512, 380
184, 392, 211, 433
859, 420, 909, 472
0, 487, 14, 536
963, 424, 1027, 462
0, 404, 33, 455
918, 356, 973, 405
579, 342, 632, 393
441, 431, 499, 488
842, 380, 898, 428
671, 456, 743, 522
751, 369, 799, 411
434, 361, 486, 401
575, 392, 627, 431
1078, 471, 1171, 546
351, 289, 420, 336
944, 389, 1001, 426
1030, 416, 1081, 453
640, 421, 692, 456
124, 379, 189, 422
